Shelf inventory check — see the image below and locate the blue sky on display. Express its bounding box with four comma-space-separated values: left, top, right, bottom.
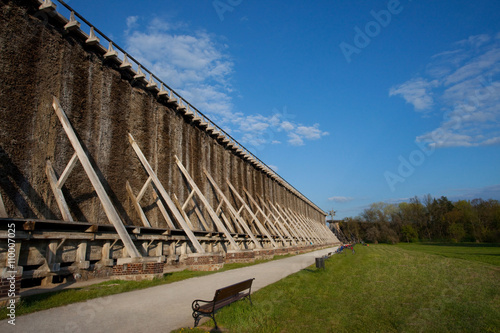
57, 0, 500, 219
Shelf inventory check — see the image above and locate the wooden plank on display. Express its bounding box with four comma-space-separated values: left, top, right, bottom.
266, 200, 301, 242
285, 208, 316, 243
273, 202, 307, 242
128, 133, 204, 253
226, 180, 278, 248
56, 152, 78, 189
296, 212, 323, 243
172, 193, 196, 230
175, 156, 239, 251
125, 180, 152, 228
285, 207, 318, 243
203, 169, 262, 249
46, 160, 73, 222
151, 189, 176, 230
190, 197, 212, 231
0, 192, 6, 218
136, 176, 152, 202
52, 97, 141, 258
258, 195, 297, 246
243, 188, 286, 246
181, 190, 196, 211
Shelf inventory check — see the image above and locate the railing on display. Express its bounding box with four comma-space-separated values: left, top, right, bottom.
35, 0, 326, 216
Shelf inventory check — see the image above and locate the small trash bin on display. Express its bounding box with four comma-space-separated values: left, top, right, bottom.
315, 257, 325, 269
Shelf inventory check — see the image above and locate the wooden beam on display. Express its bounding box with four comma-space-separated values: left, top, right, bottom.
0, 192, 6, 218
175, 156, 239, 251
52, 97, 141, 258
126, 180, 152, 228
56, 152, 78, 189
243, 188, 286, 246
226, 180, 278, 248
172, 193, 196, 230
46, 160, 73, 222
258, 195, 297, 246
151, 189, 176, 230
203, 169, 262, 249
128, 133, 204, 253
136, 176, 152, 202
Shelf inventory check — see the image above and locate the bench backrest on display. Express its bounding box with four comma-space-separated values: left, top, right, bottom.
214, 278, 255, 302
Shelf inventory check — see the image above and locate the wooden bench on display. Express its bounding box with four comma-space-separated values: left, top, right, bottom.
191, 278, 255, 329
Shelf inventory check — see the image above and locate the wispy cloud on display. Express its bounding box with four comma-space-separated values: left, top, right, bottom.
124, 17, 328, 149
390, 32, 500, 148
328, 196, 355, 203
448, 184, 500, 201
389, 78, 438, 111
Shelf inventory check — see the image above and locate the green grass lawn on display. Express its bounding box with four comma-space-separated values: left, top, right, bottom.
180, 244, 500, 332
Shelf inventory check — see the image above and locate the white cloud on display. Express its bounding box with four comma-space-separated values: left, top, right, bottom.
389, 78, 437, 111
390, 32, 500, 148
287, 133, 304, 146
295, 124, 329, 140
269, 165, 279, 172
124, 18, 328, 150
328, 196, 354, 203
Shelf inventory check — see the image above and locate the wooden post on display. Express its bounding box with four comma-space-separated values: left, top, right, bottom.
0, 191, 7, 218
175, 156, 239, 250
128, 133, 204, 253
243, 188, 287, 246
258, 195, 297, 246
126, 180, 152, 227
266, 200, 301, 243
204, 169, 262, 249
226, 180, 278, 248
76, 241, 90, 269
46, 160, 73, 221
52, 97, 141, 258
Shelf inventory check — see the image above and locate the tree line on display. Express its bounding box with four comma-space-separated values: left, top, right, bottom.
335, 195, 500, 244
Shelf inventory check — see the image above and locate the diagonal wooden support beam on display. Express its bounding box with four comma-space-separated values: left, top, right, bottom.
125, 180, 151, 227
0, 192, 7, 218
52, 97, 141, 258
286, 208, 317, 243
300, 214, 326, 243
128, 133, 204, 253
46, 160, 73, 222
227, 180, 278, 248
204, 169, 262, 249
175, 156, 239, 250
243, 188, 287, 246
151, 189, 176, 230
266, 200, 301, 242
258, 195, 297, 246
288, 208, 321, 243
276, 203, 312, 243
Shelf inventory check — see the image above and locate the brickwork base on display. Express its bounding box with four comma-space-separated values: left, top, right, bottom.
185, 253, 225, 271
253, 249, 275, 260
225, 250, 255, 264
112, 262, 164, 281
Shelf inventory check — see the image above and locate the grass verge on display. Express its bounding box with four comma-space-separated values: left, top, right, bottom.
176, 244, 500, 332
0, 254, 295, 318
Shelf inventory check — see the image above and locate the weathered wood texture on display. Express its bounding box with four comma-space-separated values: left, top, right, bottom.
0, 1, 327, 236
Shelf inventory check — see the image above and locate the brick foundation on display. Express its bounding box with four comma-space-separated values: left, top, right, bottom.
253, 248, 275, 260
185, 253, 225, 271
112, 262, 164, 280
225, 250, 255, 263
